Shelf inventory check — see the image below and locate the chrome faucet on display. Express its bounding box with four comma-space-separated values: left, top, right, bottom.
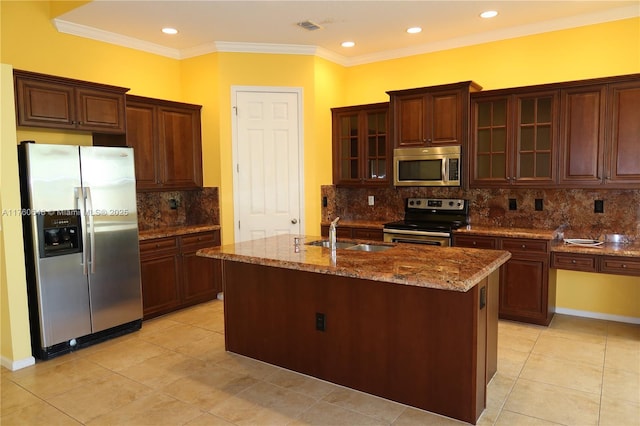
329, 217, 340, 250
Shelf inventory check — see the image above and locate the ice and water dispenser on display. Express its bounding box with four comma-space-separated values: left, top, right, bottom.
37, 210, 83, 258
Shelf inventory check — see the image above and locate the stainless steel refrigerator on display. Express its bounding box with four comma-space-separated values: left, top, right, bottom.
19, 142, 143, 359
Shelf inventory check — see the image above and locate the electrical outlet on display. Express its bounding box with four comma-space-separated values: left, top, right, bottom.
508, 198, 517, 211
535, 199, 544, 211
368, 195, 375, 206
594, 199, 604, 213
315, 313, 326, 331
322, 196, 328, 207
169, 199, 178, 210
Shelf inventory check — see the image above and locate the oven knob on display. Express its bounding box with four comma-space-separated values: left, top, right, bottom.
416, 200, 421, 205
409, 200, 415, 206
449, 201, 454, 206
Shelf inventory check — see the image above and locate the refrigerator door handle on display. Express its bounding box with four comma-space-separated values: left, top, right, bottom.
85, 187, 96, 274
76, 187, 89, 275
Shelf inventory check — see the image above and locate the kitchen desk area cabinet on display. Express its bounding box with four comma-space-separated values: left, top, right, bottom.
388, 81, 481, 148
139, 230, 221, 319
454, 234, 556, 326
126, 95, 203, 190
332, 103, 390, 186
14, 69, 128, 134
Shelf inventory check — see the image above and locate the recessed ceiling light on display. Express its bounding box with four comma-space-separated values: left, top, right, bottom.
480, 10, 498, 19
407, 27, 422, 34
341, 41, 355, 48
162, 27, 178, 35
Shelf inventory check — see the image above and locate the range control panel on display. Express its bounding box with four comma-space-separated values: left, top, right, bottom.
406, 198, 466, 211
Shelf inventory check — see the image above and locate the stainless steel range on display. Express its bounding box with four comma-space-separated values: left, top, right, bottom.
383, 198, 469, 247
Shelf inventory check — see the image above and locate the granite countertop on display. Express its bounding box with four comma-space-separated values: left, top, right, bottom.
550, 240, 640, 258
197, 234, 511, 292
454, 225, 560, 240
139, 224, 221, 241
320, 219, 387, 229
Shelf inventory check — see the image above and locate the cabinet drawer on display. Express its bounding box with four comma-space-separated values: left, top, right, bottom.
352, 228, 384, 241
139, 236, 179, 254
600, 256, 640, 277
551, 253, 598, 272
181, 231, 219, 248
453, 235, 498, 249
501, 238, 549, 255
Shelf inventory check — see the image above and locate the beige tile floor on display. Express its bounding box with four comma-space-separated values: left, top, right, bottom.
2, 300, 639, 425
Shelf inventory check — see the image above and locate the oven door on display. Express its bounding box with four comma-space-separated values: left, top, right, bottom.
383, 229, 451, 247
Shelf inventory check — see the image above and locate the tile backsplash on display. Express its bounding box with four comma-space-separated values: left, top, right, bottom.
322, 185, 640, 240
136, 187, 219, 231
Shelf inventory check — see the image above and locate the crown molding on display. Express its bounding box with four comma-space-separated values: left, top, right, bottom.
53, 18, 182, 59
54, 5, 638, 66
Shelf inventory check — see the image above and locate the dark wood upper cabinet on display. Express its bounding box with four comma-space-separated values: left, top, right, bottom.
14, 69, 128, 134
331, 102, 390, 186
559, 85, 606, 185
126, 95, 203, 191
472, 73, 640, 189
559, 77, 640, 187
606, 80, 640, 186
388, 81, 481, 148
471, 90, 558, 187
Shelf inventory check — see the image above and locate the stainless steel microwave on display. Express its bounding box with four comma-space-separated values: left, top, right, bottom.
393, 145, 461, 186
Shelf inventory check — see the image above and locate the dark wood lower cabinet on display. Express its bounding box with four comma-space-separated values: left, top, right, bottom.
139, 250, 181, 318
222, 260, 498, 424
454, 235, 556, 326
140, 230, 221, 319
320, 224, 384, 241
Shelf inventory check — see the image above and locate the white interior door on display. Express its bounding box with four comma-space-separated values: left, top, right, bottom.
233, 88, 303, 243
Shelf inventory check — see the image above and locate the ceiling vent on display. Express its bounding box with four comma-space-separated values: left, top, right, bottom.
297, 20, 323, 31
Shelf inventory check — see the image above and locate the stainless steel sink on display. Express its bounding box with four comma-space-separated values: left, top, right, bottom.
306, 240, 357, 249
345, 243, 394, 252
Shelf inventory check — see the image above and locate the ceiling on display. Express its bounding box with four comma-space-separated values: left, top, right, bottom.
54, 1, 639, 66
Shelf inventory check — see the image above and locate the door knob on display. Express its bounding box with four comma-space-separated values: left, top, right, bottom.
291, 218, 298, 224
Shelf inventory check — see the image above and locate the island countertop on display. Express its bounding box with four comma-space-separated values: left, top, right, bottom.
197, 234, 511, 292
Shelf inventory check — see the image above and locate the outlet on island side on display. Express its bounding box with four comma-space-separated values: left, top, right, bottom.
315, 312, 326, 332
368, 195, 375, 206
508, 198, 517, 211
594, 199, 604, 213
535, 198, 544, 211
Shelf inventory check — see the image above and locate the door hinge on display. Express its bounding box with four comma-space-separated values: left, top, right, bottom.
233, 106, 238, 115
238, 220, 240, 230
236, 163, 240, 174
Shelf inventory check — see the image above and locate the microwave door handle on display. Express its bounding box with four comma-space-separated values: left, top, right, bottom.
442, 158, 448, 183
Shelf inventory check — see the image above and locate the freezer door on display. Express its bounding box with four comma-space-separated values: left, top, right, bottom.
80, 146, 143, 332
22, 143, 92, 347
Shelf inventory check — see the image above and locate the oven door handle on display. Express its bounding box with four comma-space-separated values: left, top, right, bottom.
391, 238, 444, 246
383, 229, 451, 238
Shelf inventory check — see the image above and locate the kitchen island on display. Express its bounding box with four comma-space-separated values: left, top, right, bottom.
197, 235, 511, 424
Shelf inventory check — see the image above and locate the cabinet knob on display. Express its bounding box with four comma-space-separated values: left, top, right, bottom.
521, 244, 526, 249
572, 260, 577, 264
155, 243, 160, 248
622, 264, 627, 268
472, 241, 477, 246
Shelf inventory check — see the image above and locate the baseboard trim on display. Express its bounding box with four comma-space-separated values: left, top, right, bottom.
555, 308, 640, 325
1, 355, 35, 371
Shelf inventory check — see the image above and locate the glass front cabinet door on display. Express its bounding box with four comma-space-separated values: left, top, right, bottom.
332, 103, 390, 186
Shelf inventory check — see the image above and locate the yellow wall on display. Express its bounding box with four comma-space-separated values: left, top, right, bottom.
1, 0, 638, 367
556, 271, 640, 318
1, 64, 33, 367
344, 18, 640, 103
